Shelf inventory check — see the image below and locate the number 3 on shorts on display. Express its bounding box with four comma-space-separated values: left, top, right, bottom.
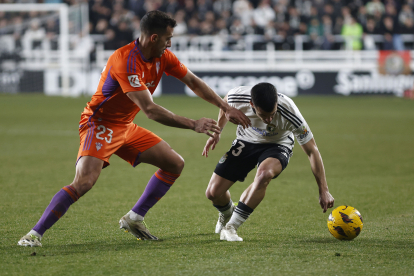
96, 125, 113, 143
232, 141, 245, 156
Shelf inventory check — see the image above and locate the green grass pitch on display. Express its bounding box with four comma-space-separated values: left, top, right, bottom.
0, 94, 413, 275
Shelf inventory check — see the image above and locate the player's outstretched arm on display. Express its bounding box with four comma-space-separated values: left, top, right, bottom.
127, 90, 220, 137
202, 95, 230, 157
180, 70, 251, 128
301, 138, 335, 213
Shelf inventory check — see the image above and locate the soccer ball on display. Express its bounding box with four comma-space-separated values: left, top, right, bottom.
327, 205, 363, 240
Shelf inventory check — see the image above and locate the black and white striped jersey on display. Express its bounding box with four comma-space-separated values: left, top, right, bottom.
227, 86, 313, 150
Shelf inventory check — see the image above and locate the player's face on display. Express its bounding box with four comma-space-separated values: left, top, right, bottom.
251, 104, 277, 124
155, 26, 173, 57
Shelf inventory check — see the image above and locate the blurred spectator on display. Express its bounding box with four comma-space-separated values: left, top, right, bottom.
400, 17, 414, 34
341, 16, 363, 50
363, 18, 380, 50
321, 15, 335, 50
333, 16, 344, 35
89, 0, 112, 26
287, 6, 302, 33
307, 18, 323, 49
104, 28, 118, 50
399, 4, 414, 25
381, 16, 404, 50
366, 0, 385, 16
174, 10, 188, 36
232, 0, 254, 27
213, 0, 232, 16
183, 0, 196, 20
252, 0, 275, 34
160, 0, 180, 16
93, 18, 109, 35
187, 17, 200, 36
229, 17, 245, 50
197, 0, 213, 21
116, 20, 133, 47
45, 18, 59, 50
22, 19, 46, 51
357, 5, 368, 27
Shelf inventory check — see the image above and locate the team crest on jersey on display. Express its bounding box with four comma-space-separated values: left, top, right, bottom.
96, 142, 103, 151
266, 123, 276, 133
219, 153, 228, 164
128, 75, 141, 87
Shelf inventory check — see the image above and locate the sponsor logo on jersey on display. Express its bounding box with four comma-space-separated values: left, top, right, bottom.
96, 142, 103, 151
252, 127, 278, 137
128, 75, 141, 87
145, 81, 156, 88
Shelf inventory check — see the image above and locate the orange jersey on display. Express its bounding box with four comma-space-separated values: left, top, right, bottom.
80, 40, 188, 125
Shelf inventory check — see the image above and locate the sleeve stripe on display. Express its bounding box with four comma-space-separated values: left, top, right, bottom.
228, 100, 251, 103
277, 109, 300, 128
127, 48, 139, 74
278, 104, 302, 125
228, 95, 251, 99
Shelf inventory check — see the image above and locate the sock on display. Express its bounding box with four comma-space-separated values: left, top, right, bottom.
131, 169, 180, 217
213, 200, 233, 217
127, 210, 144, 221
227, 201, 254, 230
32, 185, 80, 236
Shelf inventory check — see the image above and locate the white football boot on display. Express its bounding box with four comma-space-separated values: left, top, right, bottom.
119, 214, 158, 240
18, 234, 42, 247
215, 203, 235, 234
220, 224, 243, 242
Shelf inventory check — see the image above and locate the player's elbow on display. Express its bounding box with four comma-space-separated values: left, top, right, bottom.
142, 105, 158, 121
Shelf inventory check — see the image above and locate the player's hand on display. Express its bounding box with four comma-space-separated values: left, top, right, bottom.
225, 107, 251, 129
202, 133, 220, 157
319, 190, 334, 213
194, 118, 221, 138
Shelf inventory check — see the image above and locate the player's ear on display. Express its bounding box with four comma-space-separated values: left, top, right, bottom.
250, 101, 254, 107
150, 33, 158, 43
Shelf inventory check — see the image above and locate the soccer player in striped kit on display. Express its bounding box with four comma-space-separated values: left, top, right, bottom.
18, 10, 250, 247
203, 83, 334, 241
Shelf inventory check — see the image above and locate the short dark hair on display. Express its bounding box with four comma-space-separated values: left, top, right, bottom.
250, 83, 278, 112
140, 10, 177, 35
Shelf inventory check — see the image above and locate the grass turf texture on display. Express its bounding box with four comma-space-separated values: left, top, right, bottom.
0, 94, 413, 275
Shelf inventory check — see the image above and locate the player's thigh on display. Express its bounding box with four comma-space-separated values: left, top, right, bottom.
77, 121, 127, 168
206, 173, 235, 198
255, 157, 283, 181
115, 124, 183, 173
138, 140, 184, 173
72, 156, 104, 195
214, 139, 261, 183
257, 145, 291, 180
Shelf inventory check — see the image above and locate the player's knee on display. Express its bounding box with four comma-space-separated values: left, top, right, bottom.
71, 177, 96, 196
255, 170, 275, 189
172, 155, 185, 174
205, 187, 220, 201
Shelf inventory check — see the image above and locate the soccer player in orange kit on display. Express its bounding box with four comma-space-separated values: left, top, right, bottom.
18, 10, 251, 247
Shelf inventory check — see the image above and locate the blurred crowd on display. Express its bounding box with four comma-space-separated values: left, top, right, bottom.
0, 0, 413, 52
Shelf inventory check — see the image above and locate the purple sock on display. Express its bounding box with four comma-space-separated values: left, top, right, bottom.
132, 169, 179, 217
33, 186, 80, 236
